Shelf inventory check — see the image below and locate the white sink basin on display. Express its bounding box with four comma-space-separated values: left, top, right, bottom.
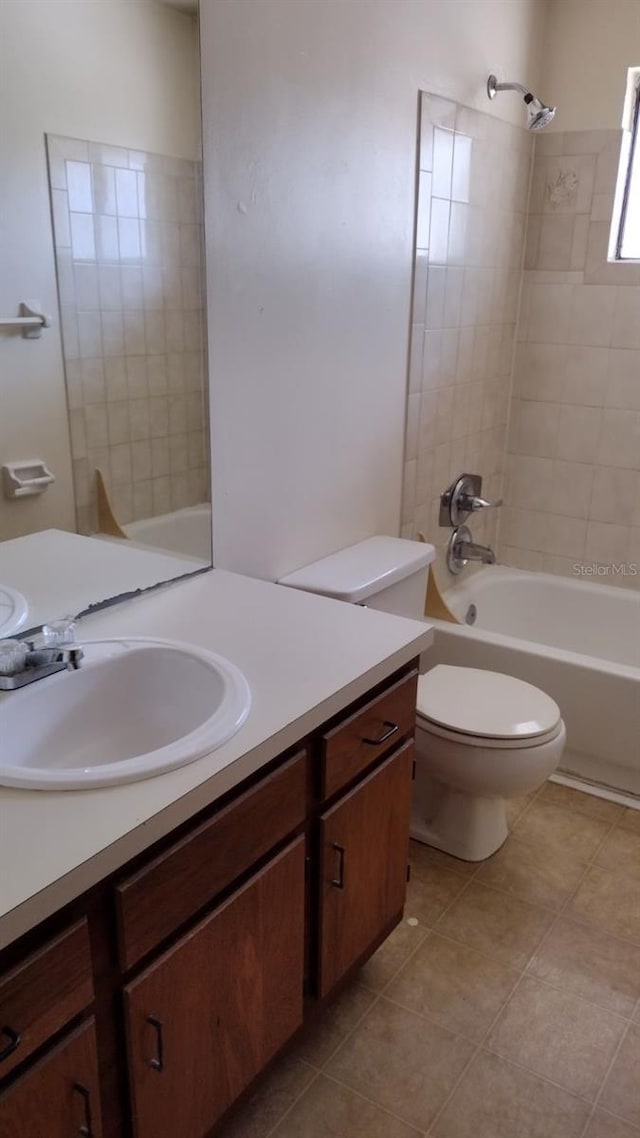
0, 638, 251, 790
0, 585, 28, 638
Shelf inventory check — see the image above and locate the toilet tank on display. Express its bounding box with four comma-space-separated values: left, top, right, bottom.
278, 537, 436, 619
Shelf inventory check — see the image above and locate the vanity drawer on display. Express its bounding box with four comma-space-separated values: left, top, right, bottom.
321, 669, 418, 799
116, 750, 308, 970
0, 919, 94, 1079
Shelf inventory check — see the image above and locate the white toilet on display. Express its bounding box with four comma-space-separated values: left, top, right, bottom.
279, 536, 566, 861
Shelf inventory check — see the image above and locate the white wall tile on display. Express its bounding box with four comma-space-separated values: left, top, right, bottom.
612, 287, 640, 349
568, 284, 616, 346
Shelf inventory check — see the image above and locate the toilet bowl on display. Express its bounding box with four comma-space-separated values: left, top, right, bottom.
411, 664, 566, 860
278, 538, 567, 863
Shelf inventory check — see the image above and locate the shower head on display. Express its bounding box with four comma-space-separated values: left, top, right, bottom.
487, 74, 556, 131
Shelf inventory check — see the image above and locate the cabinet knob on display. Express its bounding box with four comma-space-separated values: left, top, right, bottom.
330, 843, 346, 889
73, 1082, 95, 1137
362, 721, 398, 746
146, 1015, 165, 1072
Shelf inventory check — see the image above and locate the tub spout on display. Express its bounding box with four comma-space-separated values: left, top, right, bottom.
447, 525, 496, 575
458, 540, 496, 564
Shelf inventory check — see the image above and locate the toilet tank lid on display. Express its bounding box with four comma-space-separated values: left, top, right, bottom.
277, 537, 436, 603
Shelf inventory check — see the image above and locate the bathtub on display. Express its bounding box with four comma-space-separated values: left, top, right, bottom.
426, 565, 640, 796
125, 504, 212, 564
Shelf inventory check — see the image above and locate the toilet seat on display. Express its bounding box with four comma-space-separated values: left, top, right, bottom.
417, 665, 562, 749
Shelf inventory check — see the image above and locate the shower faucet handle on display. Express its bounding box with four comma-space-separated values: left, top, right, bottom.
439, 473, 503, 527
459, 492, 504, 513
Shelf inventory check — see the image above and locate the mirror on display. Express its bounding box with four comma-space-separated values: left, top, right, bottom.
0, 0, 210, 636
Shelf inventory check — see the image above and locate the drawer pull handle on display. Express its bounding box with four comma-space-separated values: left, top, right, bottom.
363, 721, 398, 746
146, 1015, 165, 1072
330, 843, 346, 889
73, 1082, 94, 1137
0, 1026, 20, 1063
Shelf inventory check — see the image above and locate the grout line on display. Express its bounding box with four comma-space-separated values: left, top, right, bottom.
576, 1016, 635, 1138
424, 960, 529, 1134
315, 1069, 428, 1135
263, 1067, 323, 1138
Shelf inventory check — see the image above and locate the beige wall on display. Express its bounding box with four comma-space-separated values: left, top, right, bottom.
201, 0, 549, 580
0, 0, 200, 541
541, 0, 640, 131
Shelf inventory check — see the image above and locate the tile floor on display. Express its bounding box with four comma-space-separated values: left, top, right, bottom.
219, 781, 640, 1138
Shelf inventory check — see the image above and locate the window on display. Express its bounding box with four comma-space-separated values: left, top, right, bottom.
614, 71, 640, 260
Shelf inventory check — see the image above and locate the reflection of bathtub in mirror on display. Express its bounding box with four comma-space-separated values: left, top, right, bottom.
124, 504, 212, 563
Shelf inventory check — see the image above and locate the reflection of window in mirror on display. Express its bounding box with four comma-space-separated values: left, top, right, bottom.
0, 0, 212, 628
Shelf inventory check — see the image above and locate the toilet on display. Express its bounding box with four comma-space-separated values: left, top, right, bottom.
279, 536, 566, 861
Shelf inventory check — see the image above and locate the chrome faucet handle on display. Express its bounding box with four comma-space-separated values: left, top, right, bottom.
440, 473, 503, 526
459, 493, 504, 513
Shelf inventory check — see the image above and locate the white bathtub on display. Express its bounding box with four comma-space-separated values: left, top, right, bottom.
125, 504, 212, 564
427, 565, 640, 796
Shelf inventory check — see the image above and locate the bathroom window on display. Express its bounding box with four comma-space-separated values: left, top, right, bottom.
614, 71, 640, 259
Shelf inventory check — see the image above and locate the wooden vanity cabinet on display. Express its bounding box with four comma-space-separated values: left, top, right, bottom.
124, 840, 305, 1138
0, 659, 419, 1138
0, 1019, 102, 1138
318, 740, 414, 997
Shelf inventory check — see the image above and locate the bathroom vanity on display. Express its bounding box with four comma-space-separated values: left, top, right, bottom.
0, 570, 431, 1137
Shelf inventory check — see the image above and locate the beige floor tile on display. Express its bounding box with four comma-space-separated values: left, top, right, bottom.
528, 916, 640, 1018
476, 835, 586, 911
486, 976, 626, 1100
436, 882, 554, 970
326, 997, 474, 1132
619, 808, 640, 835
358, 919, 429, 991
595, 828, 640, 879
539, 781, 625, 823
271, 1073, 421, 1138
506, 787, 541, 827
570, 866, 640, 944
403, 864, 467, 927
513, 801, 611, 862
600, 1026, 640, 1127
432, 1050, 590, 1138
219, 1056, 315, 1138
387, 932, 519, 1043
294, 982, 375, 1068
584, 1110, 640, 1137
409, 838, 478, 878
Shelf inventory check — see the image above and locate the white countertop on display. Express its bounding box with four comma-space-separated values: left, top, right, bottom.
0, 569, 432, 949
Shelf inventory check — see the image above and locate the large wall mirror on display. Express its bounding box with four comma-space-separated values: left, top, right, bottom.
0, 0, 210, 636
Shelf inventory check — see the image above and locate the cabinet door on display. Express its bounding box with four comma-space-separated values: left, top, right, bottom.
124, 838, 305, 1138
318, 741, 413, 998
0, 1018, 102, 1138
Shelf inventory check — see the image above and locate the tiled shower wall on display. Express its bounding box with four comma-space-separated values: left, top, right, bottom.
504, 130, 640, 589
47, 134, 208, 535
401, 94, 533, 577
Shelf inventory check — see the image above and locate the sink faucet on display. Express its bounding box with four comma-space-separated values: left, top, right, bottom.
447, 525, 496, 575
0, 619, 83, 690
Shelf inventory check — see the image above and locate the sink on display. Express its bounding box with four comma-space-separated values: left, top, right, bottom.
0, 585, 28, 638
0, 638, 251, 790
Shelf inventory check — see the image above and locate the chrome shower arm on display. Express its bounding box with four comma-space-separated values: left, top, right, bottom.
487, 76, 529, 99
